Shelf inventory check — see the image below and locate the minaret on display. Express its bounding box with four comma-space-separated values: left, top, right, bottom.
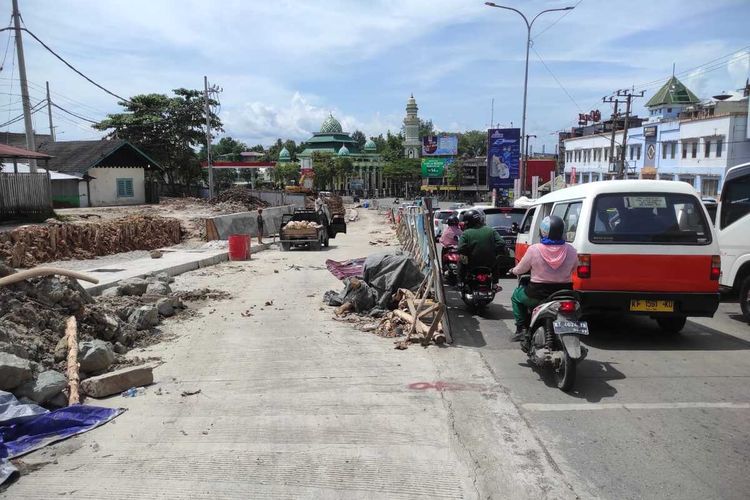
403, 94, 421, 159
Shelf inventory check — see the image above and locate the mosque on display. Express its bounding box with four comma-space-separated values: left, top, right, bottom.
276, 95, 420, 196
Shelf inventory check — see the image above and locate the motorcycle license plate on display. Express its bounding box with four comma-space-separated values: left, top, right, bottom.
629, 300, 674, 312
553, 320, 589, 335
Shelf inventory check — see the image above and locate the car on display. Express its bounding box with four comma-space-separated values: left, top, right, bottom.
702, 196, 718, 223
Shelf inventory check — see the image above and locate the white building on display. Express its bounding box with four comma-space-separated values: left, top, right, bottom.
403, 94, 421, 159
562, 77, 750, 196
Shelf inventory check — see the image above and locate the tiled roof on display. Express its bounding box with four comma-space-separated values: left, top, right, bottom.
646, 76, 700, 107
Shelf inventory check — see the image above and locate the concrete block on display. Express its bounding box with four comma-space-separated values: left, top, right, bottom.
80, 365, 154, 398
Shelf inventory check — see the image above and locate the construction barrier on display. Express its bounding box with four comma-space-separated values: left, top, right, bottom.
393, 199, 452, 344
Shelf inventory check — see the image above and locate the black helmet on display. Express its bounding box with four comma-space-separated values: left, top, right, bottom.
540, 215, 565, 241
461, 209, 484, 228
446, 215, 459, 226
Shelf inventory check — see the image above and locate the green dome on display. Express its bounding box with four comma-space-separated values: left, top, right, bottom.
320, 114, 343, 134
278, 147, 291, 161
337, 144, 350, 156
364, 139, 377, 152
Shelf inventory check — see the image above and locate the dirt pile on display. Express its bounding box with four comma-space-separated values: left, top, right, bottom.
0, 265, 230, 406
210, 187, 269, 211
0, 216, 182, 268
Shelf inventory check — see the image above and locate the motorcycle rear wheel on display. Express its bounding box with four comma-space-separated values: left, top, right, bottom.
554, 339, 577, 392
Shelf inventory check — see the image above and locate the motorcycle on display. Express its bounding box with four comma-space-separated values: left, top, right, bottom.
519, 276, 589, 392
441, 246, 460, 286
460, 267, 500, 310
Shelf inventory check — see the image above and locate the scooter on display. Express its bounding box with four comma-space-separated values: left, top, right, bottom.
519, 276, 589, 392
441, 246, 460, 286
460, 267, 501, 310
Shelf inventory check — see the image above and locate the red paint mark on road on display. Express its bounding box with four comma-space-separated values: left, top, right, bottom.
407, 381, 486, 392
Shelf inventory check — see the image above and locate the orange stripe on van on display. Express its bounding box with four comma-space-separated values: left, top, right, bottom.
573, 254, 719, 293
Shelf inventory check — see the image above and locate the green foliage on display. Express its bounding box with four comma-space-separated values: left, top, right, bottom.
272, 162, 301, 186
419, 118, 434, 139
457, 130, 487, 157
350, 130, 366, 151
334, 156, 354, 178
93, 88, 222, 188
446, 158, 464, 186
383, 158, 421, 182
311, 152, 336, 190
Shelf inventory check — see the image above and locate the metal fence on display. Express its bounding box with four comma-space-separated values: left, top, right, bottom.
392, 199, 452, 343
0, 172, 52, 220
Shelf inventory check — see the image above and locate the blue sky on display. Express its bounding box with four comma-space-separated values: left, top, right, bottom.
2, 0, 749, 153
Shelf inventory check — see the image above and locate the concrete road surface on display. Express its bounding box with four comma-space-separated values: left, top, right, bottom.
447, 278, 750, 500
5, 204, 748, 499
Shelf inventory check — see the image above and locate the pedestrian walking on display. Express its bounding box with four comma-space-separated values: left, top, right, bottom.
256, 208, 265, 245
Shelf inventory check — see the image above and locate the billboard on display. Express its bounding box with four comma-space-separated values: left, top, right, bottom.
487, 128, 520, 189
421, 157, 454, 177
422, 135, 458, 156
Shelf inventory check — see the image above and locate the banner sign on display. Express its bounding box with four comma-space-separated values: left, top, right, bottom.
422, 135, 458, 156
421, 157, 453, 177
487, 128, 520, 189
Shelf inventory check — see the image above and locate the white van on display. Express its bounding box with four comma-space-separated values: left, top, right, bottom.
515, 180, 721, 333
716, 163, 750, 321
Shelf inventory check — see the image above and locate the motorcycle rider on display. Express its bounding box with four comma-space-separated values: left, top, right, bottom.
457, 209, 505, 285
509, 215, 578, 342
439, 215, 463, 247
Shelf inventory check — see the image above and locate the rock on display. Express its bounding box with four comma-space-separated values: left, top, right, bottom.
32, 276, 93, 310
47, 392, 68, 409
80, 365, 154, 398
129, 305, 160, 330
54, 336, 68, 362
116, 325, 137, 346
0, 341, 31, 360
150, 250, 163, 259
14, 370, 67, 404
78, 340, 115, 373
0, 262, 16, 278
0, 352, 33, 390
99, 313, 121, 341
116, 278, 149, 297
155, 272, 174, 284
146, 282, 172, 296
113, 342, 128, 355
156, 298, 174, 317
169, 296, 185, 309
101, 286, 118, 297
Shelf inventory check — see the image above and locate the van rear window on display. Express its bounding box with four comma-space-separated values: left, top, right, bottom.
590, 192, 711, 245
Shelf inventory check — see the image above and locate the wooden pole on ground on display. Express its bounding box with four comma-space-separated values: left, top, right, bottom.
66, 316, 80, 405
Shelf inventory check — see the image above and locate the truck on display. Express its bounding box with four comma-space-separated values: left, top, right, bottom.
279, 207, 346, 251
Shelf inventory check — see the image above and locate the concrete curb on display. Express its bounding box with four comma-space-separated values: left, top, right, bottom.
84, 242, 275, 296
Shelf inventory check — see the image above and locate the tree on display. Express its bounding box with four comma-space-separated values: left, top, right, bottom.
383, 158, 421, 197
419, 118, 434, 139
271, 162, 300, 187
351, 130, 366, 151
446, 157, 465, 187
93, 89, 222, 190
458, 130, 487, 157
199, 137, 248, 189
312, 152, 336, 190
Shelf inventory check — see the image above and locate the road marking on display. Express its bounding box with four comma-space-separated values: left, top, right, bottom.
522, 402, 750, 412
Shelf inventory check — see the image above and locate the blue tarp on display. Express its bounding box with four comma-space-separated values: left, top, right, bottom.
0, 391, 123, 486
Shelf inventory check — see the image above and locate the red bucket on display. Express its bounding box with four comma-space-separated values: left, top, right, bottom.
228, 234, 250, 261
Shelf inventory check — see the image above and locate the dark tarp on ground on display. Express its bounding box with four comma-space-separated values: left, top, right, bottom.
362, 251, 425, 309
0, 390, 123, 486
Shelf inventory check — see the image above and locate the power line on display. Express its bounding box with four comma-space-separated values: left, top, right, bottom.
51, 102, 98, 124
0, 98, 45, 128
19, 27, 131, 103
532, 46, 583, 112
534, 0, 584, 39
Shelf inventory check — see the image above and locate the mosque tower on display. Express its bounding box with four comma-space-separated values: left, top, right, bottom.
403, 94, 421, 159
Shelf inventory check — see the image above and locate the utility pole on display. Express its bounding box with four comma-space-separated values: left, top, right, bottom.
204, 76, 213, 199
615, 88, 644, 179
12, 0, 37, 171
46, 81, 55, 142
602, 96, 620, 178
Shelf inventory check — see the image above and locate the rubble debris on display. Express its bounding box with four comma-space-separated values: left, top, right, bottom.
0, 353, 33, 390
117, 278, 149, 296
14, 370, 67, 404
78, 340, 115, 373
0, 216, 182, 268
209, 186, 269, 210
81, 365, 154, 398
180, 389, 201, 397
129, 305, 160, 331
150, 250, 164, 259
264, 300, 274, 306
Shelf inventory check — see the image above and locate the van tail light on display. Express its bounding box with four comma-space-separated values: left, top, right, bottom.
710, 255, 721, 280
558, 301, 576, 314
577, 254, 591, 279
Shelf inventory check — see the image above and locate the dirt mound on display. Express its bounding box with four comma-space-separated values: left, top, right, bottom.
210, 187, 269, 211
0, 216, 182, 268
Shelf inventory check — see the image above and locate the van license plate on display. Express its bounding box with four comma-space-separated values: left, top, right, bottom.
630, 300, 674, 312
553, 320, 589, 335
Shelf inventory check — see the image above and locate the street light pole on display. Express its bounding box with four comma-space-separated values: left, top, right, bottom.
485, 2, 575, 195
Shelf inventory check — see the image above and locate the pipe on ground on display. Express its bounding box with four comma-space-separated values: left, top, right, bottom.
0, 266, 99, 287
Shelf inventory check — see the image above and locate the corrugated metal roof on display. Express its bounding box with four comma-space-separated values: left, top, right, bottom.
37, 139, 161, 174
0, 143, 52, 160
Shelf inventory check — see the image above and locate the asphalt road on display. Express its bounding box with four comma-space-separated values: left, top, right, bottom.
446, 278, 750, 500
